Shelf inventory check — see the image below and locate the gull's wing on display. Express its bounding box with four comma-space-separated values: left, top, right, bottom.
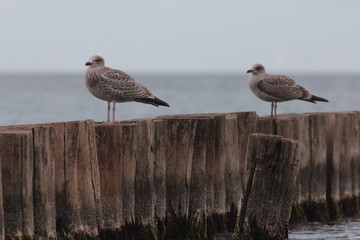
257, 74, 310, 101
99, 67, 154, 100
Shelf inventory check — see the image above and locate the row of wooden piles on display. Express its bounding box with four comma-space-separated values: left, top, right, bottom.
0, 111, 358, 239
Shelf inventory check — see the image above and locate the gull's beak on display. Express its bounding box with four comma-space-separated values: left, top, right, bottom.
246, 69, 253, 74
85, 62, 93, 66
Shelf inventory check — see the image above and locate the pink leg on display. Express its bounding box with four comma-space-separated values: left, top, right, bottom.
274, 102, 277, 119
112, 102, 116, 122
107, 102, 110, 122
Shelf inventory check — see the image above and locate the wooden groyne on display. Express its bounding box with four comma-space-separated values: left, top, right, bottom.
0, 111, 358, 239
235, 134, 300, 240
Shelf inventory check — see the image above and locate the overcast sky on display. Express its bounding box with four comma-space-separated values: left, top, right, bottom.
1, 0, 359, 74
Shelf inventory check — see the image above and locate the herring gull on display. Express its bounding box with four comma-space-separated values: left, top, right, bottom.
247, 64, 328, 118
85, 55, 169, 122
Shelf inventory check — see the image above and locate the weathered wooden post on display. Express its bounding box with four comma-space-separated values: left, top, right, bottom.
234, 134, 300, 240
328, 112, 360, 217
152, 119, 168, 237
118, 123, 137, 228
224, 114, 241, 231
0, 130, 33, 239
33, 126, 56, 238
206, 114, 227, 236
338, 112, 360, 216
55, 121, 102, 237
95, 123, 124, 233
235, 112, 259, 187
207, 114, 227, 233
133, 119, 155, 238
188, 117, 210, 239
134, 120, 154, 226
165, 118, 197, 238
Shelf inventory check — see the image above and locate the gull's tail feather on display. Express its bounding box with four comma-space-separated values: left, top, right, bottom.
311, 95, 329, 103
134, 97, 170, 107
301, 95, 329, 104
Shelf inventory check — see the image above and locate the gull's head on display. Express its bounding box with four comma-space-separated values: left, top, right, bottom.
85, 55, 105, 67
247, 64, 266, 75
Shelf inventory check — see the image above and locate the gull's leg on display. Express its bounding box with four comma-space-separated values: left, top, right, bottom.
274, 102, 277, 119
271, 102, 274, 118
112, 102, 116, 122
107, 102, 111, 122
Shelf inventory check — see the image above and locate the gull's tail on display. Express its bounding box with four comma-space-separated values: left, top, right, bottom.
302, 95, 329, 103
311, 95, 329, 103
134, 97, 170, 107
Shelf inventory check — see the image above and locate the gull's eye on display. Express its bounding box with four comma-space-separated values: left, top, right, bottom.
95, 59, 102, 62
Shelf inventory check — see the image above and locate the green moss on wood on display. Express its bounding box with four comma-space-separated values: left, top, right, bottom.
189, 212, 207, 240
147, 222, 158, 240
290, 203, 307, 223
13, 234, 35, 240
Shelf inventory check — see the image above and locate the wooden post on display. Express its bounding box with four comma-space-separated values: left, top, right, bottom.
224, 114, 240, 231
0, 130, 33, 239
56, 121, 102, 236
305, 114, 329, 220
119, 119, 156, 239
205, 117, 216, 216
329, 112, 360, 217
211, 115, 227, 233
52, 123, 67, 233
33, 126, 56, 238
188, 118, 209, 239
152, 119, 168, 237
236, 112, 259, 188
235, 134, 300, 240
120, 123, 137, 224
203, 115, 225, 237
95, 123, 124, 231
325, 113, 341, 220
133, 119, 154, 226
165, 118, 197, 238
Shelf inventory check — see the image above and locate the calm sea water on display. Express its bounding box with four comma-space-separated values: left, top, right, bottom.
289, 218, 360, 240
0, 73, 359, 125
0, 73, 359, 238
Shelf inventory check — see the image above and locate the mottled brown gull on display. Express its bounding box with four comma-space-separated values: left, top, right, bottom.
85, 55, 169, 122
247, 64, 328, 118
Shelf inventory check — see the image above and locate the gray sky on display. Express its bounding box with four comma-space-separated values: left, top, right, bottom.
1, 0, 360, 73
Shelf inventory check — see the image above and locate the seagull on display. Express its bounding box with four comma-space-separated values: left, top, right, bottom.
85, 55, 169, 122
247, 64, 328, 118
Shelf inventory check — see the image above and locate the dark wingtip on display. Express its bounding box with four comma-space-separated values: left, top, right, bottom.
311, 95, 329, 103
134, 97, 170, 107
155, 97, 170, 107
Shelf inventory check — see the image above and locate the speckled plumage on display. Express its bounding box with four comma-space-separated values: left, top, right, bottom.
247, 64, 328, 118
85, 55, 169, 122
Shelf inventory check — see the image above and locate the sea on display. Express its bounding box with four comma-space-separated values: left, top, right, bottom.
0, 72, 359, 239
0, 73, 359, 125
